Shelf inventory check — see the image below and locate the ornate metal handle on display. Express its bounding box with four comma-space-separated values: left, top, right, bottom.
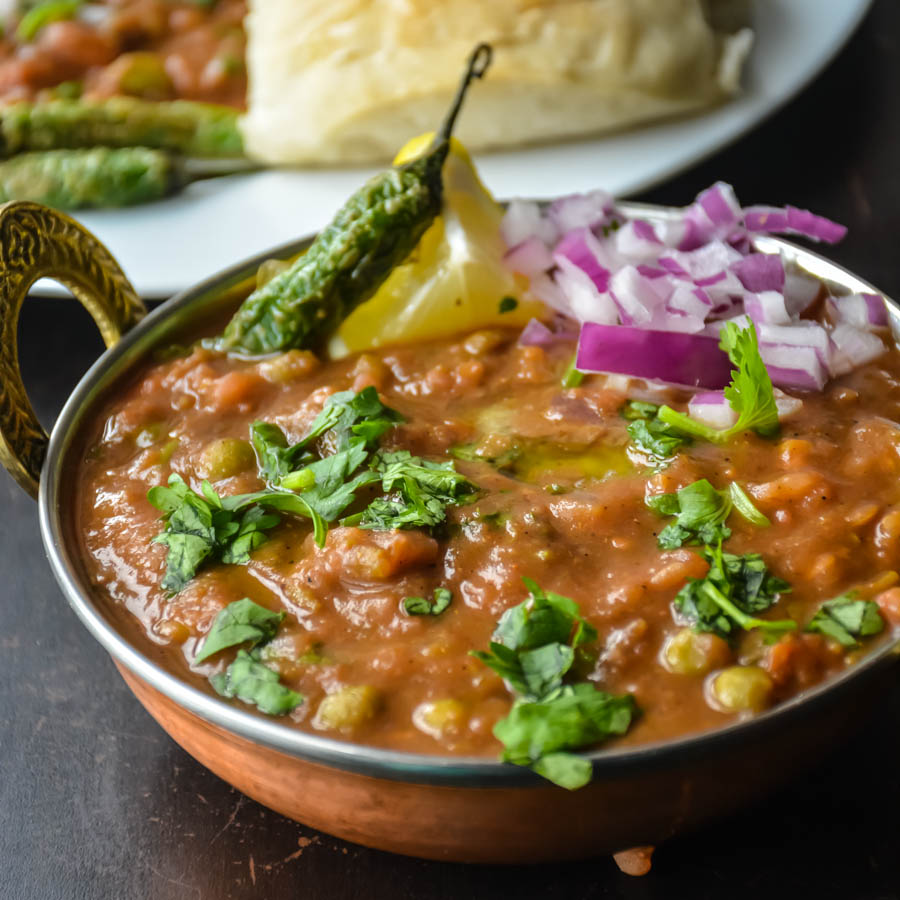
0, 201, 146, 498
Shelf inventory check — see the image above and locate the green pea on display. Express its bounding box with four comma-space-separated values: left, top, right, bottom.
200, 438, 255, 481
313, 685, 381, 733
710, 666, 773, 713
663, 627, 730, 676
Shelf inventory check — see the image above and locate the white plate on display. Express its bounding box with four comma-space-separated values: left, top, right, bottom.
46, 0, 871, 298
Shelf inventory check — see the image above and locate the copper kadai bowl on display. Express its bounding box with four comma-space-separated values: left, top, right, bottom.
2, 200, 899, 864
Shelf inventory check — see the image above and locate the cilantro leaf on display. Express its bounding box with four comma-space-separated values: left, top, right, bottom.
561, 353, 584, 389
532, 752, 593, 791
450, 442, 521, 470
494, 684, 637, 790
729, 481, 771, 528
488, 577, 597, 658
658, 323, 780, 444
648, 479, 770, 549
358, 450, 478, 531
674, 544, 795, 640
194, 598, 285, 663
806, 594, 885, 648
298, 386, 403, 451
250, 422, 314, 482
403, 587, 453, 616
621, 400, 663, 421
219, 505, 281, 564
247, 389, 406, 548
151, 532, 212, 594
648, 479, 731, 549
470, 578, 596, 697
470, 578, 635, 788
210, 649, 303, 716
148, 475, 282, 593
622, 401, 691, 459
498, 296, 518, 314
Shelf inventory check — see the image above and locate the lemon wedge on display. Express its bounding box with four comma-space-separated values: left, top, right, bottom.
328, 133, 543, 358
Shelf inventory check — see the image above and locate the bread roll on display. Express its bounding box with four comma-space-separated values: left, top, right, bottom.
242, 0, 752, 165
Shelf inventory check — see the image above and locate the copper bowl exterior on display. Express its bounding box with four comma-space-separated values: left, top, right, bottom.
118, 660, 889, 862
3, 201, 898, 863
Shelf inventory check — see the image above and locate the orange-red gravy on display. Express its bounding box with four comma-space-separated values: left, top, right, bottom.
73, 323, 900, 755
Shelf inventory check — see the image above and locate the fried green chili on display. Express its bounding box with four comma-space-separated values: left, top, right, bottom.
214, 43, 493, 356
0, 97, 243, 158
0, 147, 178, 208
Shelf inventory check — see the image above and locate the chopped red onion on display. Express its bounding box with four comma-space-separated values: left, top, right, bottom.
554, 228, 610, 291
760, 344, 828, 391
503, 236, 554, 277
705, 313, 752, 334
757, 321, 831, 366
827, 293, 888, 330
615, 220, 662, 261
554, 257, 619, 325
518, 317, 577, 347
828, 323, 887, 376
688, 391, 737, 429
697, 182, 743, 229
732, 253, 785, 293
637, 265, 667, 279
609, 266, 668, 327
502, 182, 871, 393
743, 206, 789, 233
577, 324, 732, 388
657, 285, 712, 333
785, 206, 847, 244
547, 190, 614, 234
660, 241, 743, 282
657, 256, 690, 278
744, 291, 791, 326
501, 199, 558, 248
773, 388, 803, 420
783, 271, 821, 316
527, 272, 569, 314
743, 204, 846, 244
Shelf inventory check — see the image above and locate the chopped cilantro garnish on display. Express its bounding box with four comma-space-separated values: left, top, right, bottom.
152, 389, 476, 593
495, 684, 636, 790
247, 388, 411, 545
647, 479, 769, 549
403, 587, 453, 616
674, 544, 795, 641
471, 578, 636, 790
250, 422, 313, 483
806, 594, 885, 648
623, 400, 691, 459
295, 386, 404, 451
658, 323, 780, 444
450, 442, 521, 469
210, 649, 303, 716
728, 481, 771, 527
561, 353, 584, 389
194, 598, 303, 717
194, 598, 284, 663
358, 450, 478, 530
498, 296, 519, 314
147, 475, 282, 594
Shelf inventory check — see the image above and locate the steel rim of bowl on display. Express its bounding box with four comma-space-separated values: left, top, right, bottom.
38, 202, 900, 787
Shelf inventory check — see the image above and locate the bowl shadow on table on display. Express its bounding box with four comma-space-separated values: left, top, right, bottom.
137, 681, 900, 900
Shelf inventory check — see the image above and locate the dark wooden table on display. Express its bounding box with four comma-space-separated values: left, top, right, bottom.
3, 3, 900, 896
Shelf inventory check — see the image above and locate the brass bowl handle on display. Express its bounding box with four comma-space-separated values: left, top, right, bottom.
0, 201, 146, 498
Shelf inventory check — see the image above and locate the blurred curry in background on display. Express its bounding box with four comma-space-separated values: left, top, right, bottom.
0, 0, 752, 208
0, 0, 247, 107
